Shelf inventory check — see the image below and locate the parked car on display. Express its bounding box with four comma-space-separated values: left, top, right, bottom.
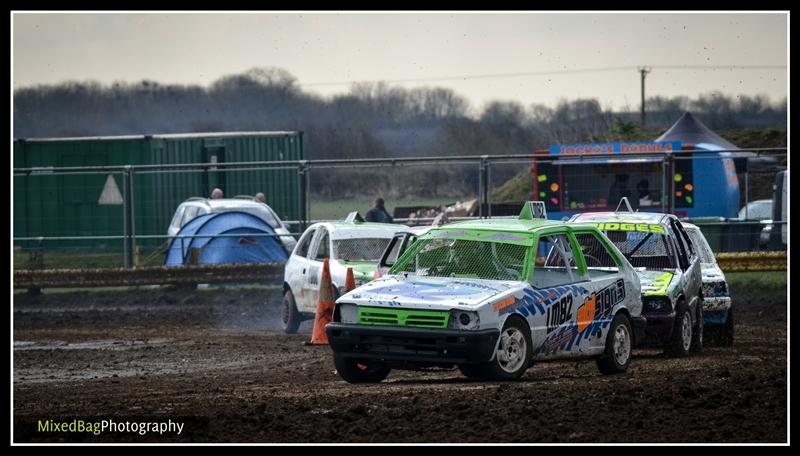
326, 202, 645, 383
737, 199, 773, 221
737, 199, 774, 249
683, 223, 734, 346
168, 197, 297, 253
282, 212, 405, 334
569, 199, 704, 357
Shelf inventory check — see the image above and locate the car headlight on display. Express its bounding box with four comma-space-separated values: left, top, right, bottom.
448, 310, 480, 330
335, 303, 358, 324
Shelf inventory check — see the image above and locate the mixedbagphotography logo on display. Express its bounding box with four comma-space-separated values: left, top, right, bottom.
15, 416, 209, 442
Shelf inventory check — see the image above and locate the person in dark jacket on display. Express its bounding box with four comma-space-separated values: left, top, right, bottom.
608, 174, 631, 208
365, 198, 393, 223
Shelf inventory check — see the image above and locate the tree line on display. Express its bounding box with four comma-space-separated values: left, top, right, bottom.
14, 67, 787, 200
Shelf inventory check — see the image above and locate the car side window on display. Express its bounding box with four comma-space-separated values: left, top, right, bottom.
294, 228, 316, 258
574, 232, 621, 276
313, 228, 330, 261
381, 235, 403, 267
669, 223, 690, 270
534, 234, 578, 288
674, 221, 696, 260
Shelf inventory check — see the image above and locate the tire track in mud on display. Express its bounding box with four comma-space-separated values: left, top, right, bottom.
13, 287, 787, 443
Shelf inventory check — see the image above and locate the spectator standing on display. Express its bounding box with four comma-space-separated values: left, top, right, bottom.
365, 198, 394, 223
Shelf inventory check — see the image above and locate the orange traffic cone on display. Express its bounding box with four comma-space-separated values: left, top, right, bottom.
309, 258, 335, 345
344, 267, 356, 293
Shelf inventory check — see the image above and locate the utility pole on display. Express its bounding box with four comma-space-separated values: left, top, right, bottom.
638, 67, 651, 128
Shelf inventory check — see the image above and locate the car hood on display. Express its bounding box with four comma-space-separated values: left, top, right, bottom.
336, 260, 381, 282
337, 274, 522, 310
636, 269, 676, 296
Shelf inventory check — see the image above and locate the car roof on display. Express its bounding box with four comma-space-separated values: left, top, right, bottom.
431, 217, 574, 234
182, 198, 267, 209
308, 221, 407, 236
570, 211, 671, 226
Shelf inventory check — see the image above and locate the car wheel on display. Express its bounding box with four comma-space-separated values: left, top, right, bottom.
333, 354, 391, 383
596, 312, 633, 375
666, 300, 692, 357
721, 305, 734, 347
281, 290, 301, 334
691, 299, 704, 354
485, 317, 532, 381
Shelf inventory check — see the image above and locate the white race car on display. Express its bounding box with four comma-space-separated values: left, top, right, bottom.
281, 213, 406, 333
683, 222, 734, 346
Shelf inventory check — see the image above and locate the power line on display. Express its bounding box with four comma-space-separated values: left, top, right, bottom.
654, 65, 786, 70
299, 64, 786, 88
301, 66, 636, 87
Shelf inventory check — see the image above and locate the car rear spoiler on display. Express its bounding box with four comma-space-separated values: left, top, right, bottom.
344, 211, 365, 223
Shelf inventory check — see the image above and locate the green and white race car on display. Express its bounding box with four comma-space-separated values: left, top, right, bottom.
569, 205, 704, 356
327, 203, 646, 383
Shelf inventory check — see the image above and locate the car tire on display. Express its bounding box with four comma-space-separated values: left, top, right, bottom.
666, 300, 692, 357
691, 299, 704, 354
333, 354, 391, 383
596, 312, 633, 375
281, 290, 301, 334
485, 317, 532, 381
721, 305, 735, 347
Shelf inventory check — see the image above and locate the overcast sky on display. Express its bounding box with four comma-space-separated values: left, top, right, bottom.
12, 12, 788, 111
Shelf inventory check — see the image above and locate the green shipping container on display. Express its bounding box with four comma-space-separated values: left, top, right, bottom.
14, 131, 304, 253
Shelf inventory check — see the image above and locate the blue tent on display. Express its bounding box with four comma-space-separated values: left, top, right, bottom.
164, 211, 288, 267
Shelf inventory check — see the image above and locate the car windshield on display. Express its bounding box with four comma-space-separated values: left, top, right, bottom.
333, 238, 394, 262
601, 229, 677, 270
390, 238, 528, 281
685, 228, 716, 264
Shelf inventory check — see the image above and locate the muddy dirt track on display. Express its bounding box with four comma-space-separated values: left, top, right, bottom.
14, 283, 787, 443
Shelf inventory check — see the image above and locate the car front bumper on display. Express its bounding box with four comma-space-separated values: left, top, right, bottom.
641, 312, 675, 344
326, 323, 500, 364
702, 296, 731, 313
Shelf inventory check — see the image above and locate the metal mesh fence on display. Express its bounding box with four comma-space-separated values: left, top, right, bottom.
333, 238, 395, 263
601, 230, 677, 270
534, 234, 581, 288
307, 161, 481, 225
573, 232, 621, 271
392, 238, 528, 281
13, 149, 787, 271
